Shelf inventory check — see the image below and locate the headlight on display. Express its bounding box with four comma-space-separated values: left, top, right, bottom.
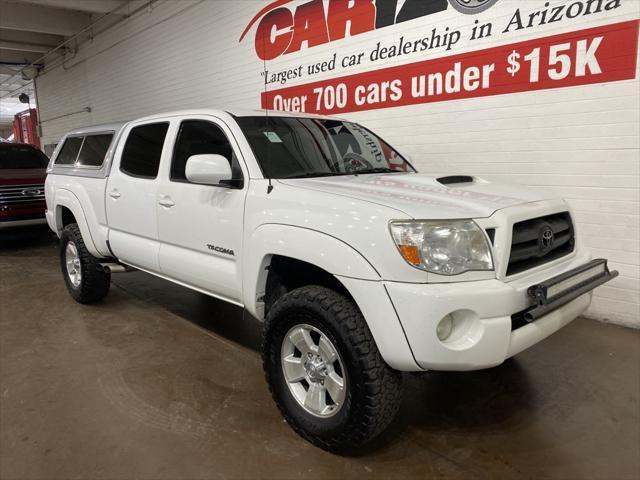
389, 220, 493, 275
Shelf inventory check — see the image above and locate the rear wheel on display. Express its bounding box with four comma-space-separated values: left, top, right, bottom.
262, 285, 402, 452
60, 223, 110, 303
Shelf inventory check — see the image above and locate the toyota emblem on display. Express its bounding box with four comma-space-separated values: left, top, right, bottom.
539, 226, 555, 251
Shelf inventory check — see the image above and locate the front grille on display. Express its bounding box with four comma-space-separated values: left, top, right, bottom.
0, 183, 45, 205
507, 212, 575, 276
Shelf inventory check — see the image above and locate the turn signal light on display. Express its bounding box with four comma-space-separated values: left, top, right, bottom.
398, 244, 421, 266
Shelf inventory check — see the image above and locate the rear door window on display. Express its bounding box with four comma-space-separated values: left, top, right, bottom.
120, 123, 169, 179
55, 137, 83, 165
76, 134, 113, 167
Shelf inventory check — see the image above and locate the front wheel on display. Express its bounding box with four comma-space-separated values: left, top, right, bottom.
60, 223, 111, 303
262, 286, 402, 452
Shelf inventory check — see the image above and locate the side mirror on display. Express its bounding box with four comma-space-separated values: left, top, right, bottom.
185, 154, 232, 185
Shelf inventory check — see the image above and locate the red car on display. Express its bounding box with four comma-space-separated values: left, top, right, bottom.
0, 143, 49, 229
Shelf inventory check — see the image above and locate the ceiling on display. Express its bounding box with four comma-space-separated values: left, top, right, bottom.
0, 0, 127, 125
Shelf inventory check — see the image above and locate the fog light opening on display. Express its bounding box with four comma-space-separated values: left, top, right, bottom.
436, 315, 454, 341
436, 309, 482, 347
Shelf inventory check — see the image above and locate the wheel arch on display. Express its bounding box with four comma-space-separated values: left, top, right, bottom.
263, 255, 355, 316
244, 224, 381, 320
54, 189, 100, 257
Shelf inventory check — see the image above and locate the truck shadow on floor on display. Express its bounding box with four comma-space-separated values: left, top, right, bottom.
0, 226, 57, 252
111, 271, 262, 352
111, 270, 537, 454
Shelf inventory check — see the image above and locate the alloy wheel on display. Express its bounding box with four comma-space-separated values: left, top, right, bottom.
281, 324, 346, 417
65, 241, 82, 288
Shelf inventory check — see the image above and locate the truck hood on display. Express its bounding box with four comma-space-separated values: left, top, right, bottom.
278, 173, 554, 219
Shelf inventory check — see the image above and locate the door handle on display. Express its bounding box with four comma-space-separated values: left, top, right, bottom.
158, 197, 175, 208
109, 190, 121, 199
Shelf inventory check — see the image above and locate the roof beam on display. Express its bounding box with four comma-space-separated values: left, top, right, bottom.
0, 79, 32, 95
14, 0, 127, 15
0, 69, 35, 82
0, 1, 92, 36
0, 65, 23, 75
0, 48, 44, 64
0, 40, 51, 53
0, 28, 64, 48
0, 83, 31, 93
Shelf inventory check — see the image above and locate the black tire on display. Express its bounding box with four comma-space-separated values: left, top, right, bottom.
262, 285, 402, 452
60, 223, 110, 303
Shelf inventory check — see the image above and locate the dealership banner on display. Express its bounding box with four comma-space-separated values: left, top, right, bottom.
261, 20, 639, 114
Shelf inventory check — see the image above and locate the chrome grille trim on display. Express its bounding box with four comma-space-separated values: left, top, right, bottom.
0, 183, 46, 204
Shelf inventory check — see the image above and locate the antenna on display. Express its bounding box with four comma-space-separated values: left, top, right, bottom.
262, 31, 274, 194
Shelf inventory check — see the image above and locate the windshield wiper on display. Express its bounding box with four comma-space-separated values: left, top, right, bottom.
284, 172, 344, 179
353, 168, 403, 175
285, 168, 404, 179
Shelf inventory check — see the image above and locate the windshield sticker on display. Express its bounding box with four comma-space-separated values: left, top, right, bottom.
264, 131, 283, 143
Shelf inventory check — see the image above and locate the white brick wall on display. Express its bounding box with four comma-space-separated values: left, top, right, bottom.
35, 0, 640, 327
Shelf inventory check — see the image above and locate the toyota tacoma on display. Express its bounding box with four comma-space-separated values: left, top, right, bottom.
44, 110, 617, 451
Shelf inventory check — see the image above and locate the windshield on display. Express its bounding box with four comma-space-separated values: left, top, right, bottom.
0, 145, 49, 169
235, 116, 415, 179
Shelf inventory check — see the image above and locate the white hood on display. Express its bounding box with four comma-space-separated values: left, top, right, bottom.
279, 173, 554, 219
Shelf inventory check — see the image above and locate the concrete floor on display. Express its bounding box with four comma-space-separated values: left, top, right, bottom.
1, 229, 639, 480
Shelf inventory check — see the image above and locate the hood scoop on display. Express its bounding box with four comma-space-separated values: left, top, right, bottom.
436, 175, 475, 186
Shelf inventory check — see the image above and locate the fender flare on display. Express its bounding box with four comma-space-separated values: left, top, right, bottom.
244, 223, 420, 371
54, 189, 101, 257
243, 224, 380, 319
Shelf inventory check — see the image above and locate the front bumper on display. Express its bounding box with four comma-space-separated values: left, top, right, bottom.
386, 281, 591, 371
382, 248, 619, 371
1, 202, 47, 230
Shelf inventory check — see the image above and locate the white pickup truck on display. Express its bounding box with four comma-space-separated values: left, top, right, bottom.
45, 109, 617, 451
